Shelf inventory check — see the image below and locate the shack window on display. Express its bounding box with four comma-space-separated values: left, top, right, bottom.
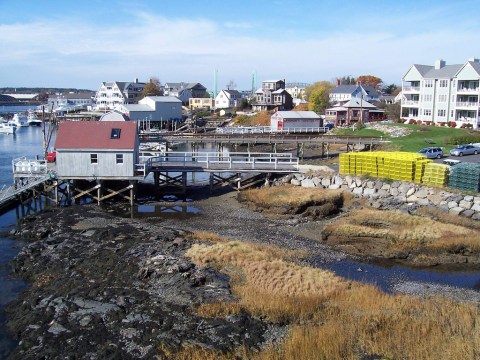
116, 154, 124, 164
111, 128, 121, 139
90, 154, 98, 164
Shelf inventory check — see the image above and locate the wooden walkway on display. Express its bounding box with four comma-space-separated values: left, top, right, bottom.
0, 175, 52, 211
145, 151, 299, 174
140, 133, 387, 147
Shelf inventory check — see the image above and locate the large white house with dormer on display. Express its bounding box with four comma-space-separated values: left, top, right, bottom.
214, 89, 242, 109
94, 79, 146, 111
401, 58, 480, 129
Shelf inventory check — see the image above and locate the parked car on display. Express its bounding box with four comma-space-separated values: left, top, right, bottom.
449, 144, 480, 157
46, 151, 56, 162
418, 147, 443, 159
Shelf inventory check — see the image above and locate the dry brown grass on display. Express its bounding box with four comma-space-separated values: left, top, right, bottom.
324, 208, 480, 252
187, 240, 346, 322
185, 230, 228, 243
417, 207, 480, 231
181, 234, 480, 359
238, 186, 343, 209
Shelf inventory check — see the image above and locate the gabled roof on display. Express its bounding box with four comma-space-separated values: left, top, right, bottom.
342, 98, 377, 108
164, 82, 206, 91
330, 85, 358, 94
423, 64, 463, 79
274, 111, 320, 119
143, 96, 182, 103
330, 85, 380, 98
220, 89, 242, 97
469, 61, 480, 75
272, 89, 288, 94
55, 121, 137, 150
412, 64, 433, 76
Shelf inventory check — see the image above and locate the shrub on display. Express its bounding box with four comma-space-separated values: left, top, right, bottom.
416, 120, 422, 125
399, 118, 407, 123
448, 121, 457, 128
408, 119, 416, 124
425, 121, 431, 125
439, 122, 446, 127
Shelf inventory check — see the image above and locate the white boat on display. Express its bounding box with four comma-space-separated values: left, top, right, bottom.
27, 111, 42, 126
8, 113, 29, 127
0, 122, 16, 134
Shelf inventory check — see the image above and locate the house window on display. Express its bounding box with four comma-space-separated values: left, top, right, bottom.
438, 95, 447, 102
111, 128, 121, 139
439, 80, 448, 87
438, 109, 446, 117
451, 110, 454, 117
116, 154, 124, 164
90, 154, 98, 164
423, 94, 432, 102
424, 80, 433, 88
423, 109, 432, 116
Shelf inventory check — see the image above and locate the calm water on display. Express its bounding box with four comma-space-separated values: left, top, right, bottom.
0, 126, 479, 356
0, 126, 45, 357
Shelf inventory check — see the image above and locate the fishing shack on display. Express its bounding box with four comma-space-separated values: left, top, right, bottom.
54, 121, 144, 205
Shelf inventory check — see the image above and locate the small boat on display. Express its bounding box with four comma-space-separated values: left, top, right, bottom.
0, 122, 16, 134
27, 111, 42, 126
8, 113, 29, 127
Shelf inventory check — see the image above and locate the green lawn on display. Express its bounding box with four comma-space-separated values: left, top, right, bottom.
332, 123, 479, 152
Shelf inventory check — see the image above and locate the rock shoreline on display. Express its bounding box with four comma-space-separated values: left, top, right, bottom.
6, 205, 267, 359
4, 185, 480, 358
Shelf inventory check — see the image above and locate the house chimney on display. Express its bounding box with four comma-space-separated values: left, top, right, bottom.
434, 59, 446, 69
336, 79, 341, 86
134, 78, 139, 83
469, 57, 479, 63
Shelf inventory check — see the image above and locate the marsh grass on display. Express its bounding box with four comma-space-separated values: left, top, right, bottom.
181, 234, 480, 359
238, 186, 343, 209
324, 208, 480, 252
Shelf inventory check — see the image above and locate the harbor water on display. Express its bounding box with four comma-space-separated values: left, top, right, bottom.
0, 126, 44, 357
0, 126, 479, 357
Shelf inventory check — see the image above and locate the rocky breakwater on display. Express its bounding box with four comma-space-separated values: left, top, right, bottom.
5, 206, 266, 359
277, 172, 480, 219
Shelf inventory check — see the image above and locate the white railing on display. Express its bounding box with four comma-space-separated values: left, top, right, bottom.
12, 157, 48, 177
403, 100, 419, 105
146, 151, 299, 171
456, 102, 478, 108
215, 126, 329, 135
457, 87, 479, 93
403, 86, 420, 92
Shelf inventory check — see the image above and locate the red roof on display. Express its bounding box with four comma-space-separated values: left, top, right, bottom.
55, 121, 137, 150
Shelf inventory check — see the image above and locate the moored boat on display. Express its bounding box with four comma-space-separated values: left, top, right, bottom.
27, 111, 42, 126
0, 122, 16, 134
8, 113, 29, 127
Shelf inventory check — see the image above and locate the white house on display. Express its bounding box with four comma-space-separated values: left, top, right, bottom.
47, 92, 95, 112
401, 58, 480, 128
163, 82, 207, 104
329, 84, 381, 105
214, 90, 242, 109
94, 79, 146, 111
116, 96, 182, 124
270, 111, 322, 131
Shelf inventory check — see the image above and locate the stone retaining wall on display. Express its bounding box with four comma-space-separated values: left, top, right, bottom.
274, 173, 480, 220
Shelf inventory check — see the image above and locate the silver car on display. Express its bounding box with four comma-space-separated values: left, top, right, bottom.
418, 147, 443, 159
449, 144, 480, 157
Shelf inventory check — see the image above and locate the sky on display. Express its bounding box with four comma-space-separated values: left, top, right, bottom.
0, 0, 479, 92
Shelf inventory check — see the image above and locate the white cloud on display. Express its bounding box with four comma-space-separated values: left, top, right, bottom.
0, 11, 478, 90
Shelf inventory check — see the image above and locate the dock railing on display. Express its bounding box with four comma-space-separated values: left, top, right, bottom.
215, 126, 329, 135
12, 157, 48, 179
146, 151, 299, 172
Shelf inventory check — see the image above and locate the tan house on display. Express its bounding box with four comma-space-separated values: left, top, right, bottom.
189, 97, 215, 110
325, 98, 384, 127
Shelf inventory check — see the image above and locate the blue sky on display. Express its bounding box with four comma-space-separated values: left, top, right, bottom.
0, 0, 479, 91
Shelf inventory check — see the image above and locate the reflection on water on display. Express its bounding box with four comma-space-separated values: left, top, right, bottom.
318, 256, 480, 293
133, 203, 201, 219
